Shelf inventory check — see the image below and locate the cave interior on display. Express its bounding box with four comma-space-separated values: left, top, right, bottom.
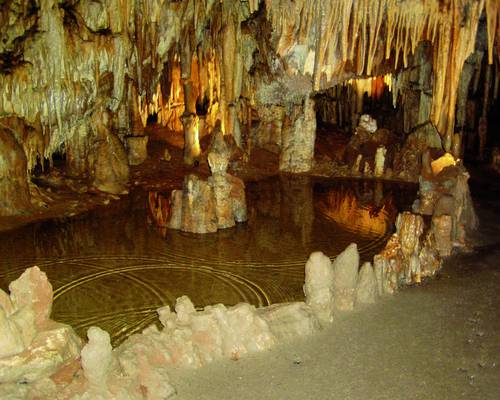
0, 0, 499, 399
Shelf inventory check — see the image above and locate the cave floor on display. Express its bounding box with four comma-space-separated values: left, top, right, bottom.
166, 168, 500, 400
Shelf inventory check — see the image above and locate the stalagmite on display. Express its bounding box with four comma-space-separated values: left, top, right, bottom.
280, 97, 316, 173
432, 214, 453, 256
0, 267, 82, 384
181, 113, 200, 165
81, 327, 115, 388
0, 1, 497, 396
374, 146, 387, 177
355, 262, 378, 305
303, 252, 335, 323
0, 124, 31, 215
332, 243, 360, 311
126, 136, 149, 166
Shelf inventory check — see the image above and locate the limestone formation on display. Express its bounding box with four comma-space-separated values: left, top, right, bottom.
126, 136, 149, 166
413, 162, 478, 249
332, 243, 360, 311
169, 175, 218, 234
91, 109, 130, 195
207, 124, 231, 175
374, 146, 387, 177
418, 231, 442, 278
0, 308, 25, 359
168, 173, 247, 234
81, 327, 115, 388
396, 212, 424, 284
357, 114, 378, 134
182, 113, 200, 166
355, 262, 378, 305
257, 302, 320, 340
373, 211, 443, 292
373, 235, 403, 295
432, 215, 453, 257
280, 97, 316, 173
0, 267, 82, 384
8, 266, 53, 329
303, 252, 335, 323
0, 126, 31, 216
394, 122, 443, 181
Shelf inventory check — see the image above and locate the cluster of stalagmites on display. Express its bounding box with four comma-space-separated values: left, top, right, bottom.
167, 128, 247, 234
0, 209, 444, 399
413, 153, 478, 256
0, 107, 146, 216
339, 114, 445, 182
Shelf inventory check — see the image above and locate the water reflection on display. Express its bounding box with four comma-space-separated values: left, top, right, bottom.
0, 177, 415, 345
318, 180, 396, 236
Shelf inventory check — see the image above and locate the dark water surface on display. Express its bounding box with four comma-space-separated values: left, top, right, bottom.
0, 176, 416, 345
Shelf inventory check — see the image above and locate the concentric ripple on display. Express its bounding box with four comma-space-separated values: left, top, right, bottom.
0, 177, 416, 345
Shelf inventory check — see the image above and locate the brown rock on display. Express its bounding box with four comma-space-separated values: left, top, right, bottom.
432, 214, 453, 256
0, 126, 31, 215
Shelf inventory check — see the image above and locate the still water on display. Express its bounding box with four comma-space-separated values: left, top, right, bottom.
0, 176, 416, 345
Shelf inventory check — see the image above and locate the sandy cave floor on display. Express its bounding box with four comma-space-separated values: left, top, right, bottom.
166, 167, 500, 400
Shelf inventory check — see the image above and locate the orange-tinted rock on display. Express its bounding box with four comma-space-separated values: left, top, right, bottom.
0, 126, 31, 216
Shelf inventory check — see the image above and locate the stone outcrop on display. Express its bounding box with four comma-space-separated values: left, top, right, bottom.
413, 160, 478, 254
126, 136, 149, 166
355, 262, 378, 305
166, 127, 247, 234
332, 243, 360, 311
168, 173, 247, 234
81, 327, 115, 388
393, 122, 443, 181
344, 115, 400, 179
0, 267, 82, 384
91, 109, 130, 195
303, 252, 335, 323
168, 174, 218, 233
374, 212, 442, 293
396, 212, 425, 284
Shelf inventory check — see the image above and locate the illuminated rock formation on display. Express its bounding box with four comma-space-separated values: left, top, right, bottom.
413, 160, 478, 251
167, 172, 247, 234
0, 267, 82, 383
0, 0, 497, 216
125, 135, 149, 166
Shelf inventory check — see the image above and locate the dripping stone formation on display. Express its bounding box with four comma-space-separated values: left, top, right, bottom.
0, 0, 499, 399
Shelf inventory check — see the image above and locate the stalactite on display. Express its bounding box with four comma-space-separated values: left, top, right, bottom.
264, 0, 498, 144
486, 0, 499, 65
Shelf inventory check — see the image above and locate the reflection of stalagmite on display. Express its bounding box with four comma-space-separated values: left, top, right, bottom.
181, 113, 200, 165
280, 175, 314, 248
